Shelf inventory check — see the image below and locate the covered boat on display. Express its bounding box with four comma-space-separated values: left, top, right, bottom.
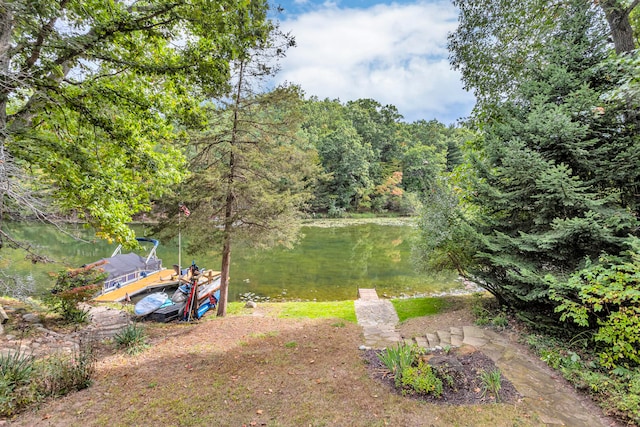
98, 237, 163, 293
90, 238, 179, 302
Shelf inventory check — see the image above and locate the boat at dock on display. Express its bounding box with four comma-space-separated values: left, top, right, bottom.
93, 269, 177, 303
84, 238, 221, 304
87, 237, 179, 303
138, 267, 222, 322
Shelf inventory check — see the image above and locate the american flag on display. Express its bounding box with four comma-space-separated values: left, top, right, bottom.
180, 204, 190, 217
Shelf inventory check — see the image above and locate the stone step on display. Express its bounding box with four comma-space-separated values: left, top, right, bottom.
425, 332, 440, 348
414, 336, 428, 348
412, 326, 484, 350
451, 334, 463, 347
436, 330, 451, 346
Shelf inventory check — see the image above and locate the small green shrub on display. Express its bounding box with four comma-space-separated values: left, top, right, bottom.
36, 342, 96, 396
629, 372, 640, 395
114, 323, 149, 355
471, 293, 508, 328
400, 360, 443, 397
539, 348, 563, 370
479, 369, 502, 401
45, 267, 105, 324
571, 370, 610, 393
0, 348, 34, 386
549, 244, 640, 369
0, 341, 97, 417
377, 343, 416, 385
616, 393, 640, 424
432, 364, 456, 388
491, 311, 509, 329
474, 316, 490, 326
0, 377, 39, 417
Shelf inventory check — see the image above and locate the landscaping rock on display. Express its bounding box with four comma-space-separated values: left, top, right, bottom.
22, 313, 40, 323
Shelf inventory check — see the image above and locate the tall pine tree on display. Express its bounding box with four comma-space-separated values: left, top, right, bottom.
448, 2, 640, 310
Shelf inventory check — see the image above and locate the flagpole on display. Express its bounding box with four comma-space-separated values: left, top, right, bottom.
178, 204, 182, 281
178, 203, 191, 281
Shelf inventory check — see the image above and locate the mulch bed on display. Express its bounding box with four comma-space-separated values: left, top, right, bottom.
364, 346, 521, 405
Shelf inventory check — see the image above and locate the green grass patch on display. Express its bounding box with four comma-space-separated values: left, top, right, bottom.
276, 301, 357, 322
201, 300, 357, 321
249, 331, 279, 339
391, 297, 449, 322
225, 302, 247, 315
114, 323, 149, 355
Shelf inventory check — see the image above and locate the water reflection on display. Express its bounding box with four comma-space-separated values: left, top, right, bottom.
2, 222, 462, 301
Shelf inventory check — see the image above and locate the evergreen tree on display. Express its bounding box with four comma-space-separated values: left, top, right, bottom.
442, 2, 639, 310
154, 12, 318, 316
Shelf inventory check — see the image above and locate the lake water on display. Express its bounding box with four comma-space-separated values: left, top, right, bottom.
1, 221, 463, 301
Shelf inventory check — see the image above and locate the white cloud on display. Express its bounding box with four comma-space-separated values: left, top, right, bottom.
274, 0, 475, 124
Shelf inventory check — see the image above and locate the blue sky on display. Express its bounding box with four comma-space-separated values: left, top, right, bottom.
269, 0, 475, 124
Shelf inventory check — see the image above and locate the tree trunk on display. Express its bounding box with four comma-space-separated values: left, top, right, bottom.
216, 228, 232, 317
216, 148, 236, 317
216, 59, 245, 316
600, 0, 639, 54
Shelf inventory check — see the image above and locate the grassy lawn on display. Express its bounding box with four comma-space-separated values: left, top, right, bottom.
391, 296, 450, 322
10, 309, 541, 427
227, 300, 357, 322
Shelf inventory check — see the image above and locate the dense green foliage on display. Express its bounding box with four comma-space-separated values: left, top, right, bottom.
302, 100, 467, 215
429, 0, 640, 320
549, 240, 640, 368
44, 268, 105, 323
1, 0, 270, 244
410, 10, 640, 423
0, 343, 95, 417
449, 0, 638, 103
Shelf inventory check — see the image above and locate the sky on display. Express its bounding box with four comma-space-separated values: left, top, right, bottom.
270, 0, 476, 124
